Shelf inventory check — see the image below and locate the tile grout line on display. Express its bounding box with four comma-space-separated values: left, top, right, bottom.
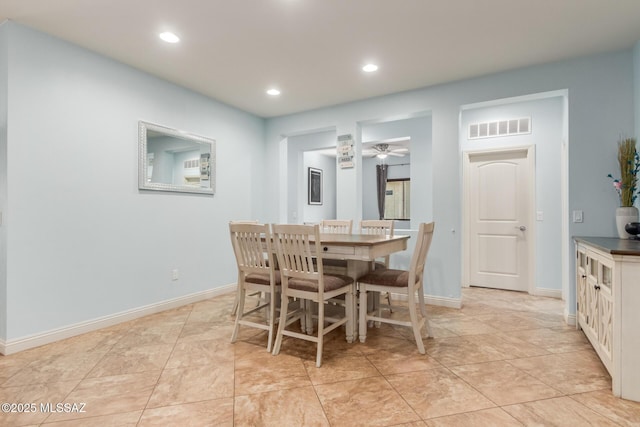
135, 306, 194, 425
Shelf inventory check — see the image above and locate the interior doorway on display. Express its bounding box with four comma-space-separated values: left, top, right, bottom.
463, 146, 535, 293
285, 130, 337, 224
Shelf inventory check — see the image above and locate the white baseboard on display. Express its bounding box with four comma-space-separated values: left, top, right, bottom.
464, 284, 562, 300
534, 287, 562, 299
564, 309, 576, 327
0, 284, 236, 356
391, 292, 462, 309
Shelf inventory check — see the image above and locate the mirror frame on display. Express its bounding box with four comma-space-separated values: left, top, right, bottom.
138, 120, 216, 195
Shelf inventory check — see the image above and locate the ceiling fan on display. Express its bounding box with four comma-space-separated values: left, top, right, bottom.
362, 143, 408, 159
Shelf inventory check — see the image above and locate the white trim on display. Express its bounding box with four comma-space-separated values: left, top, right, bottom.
0, 284, 236, 355
424, 294, 462, 309
533, 287, 562, 299
391, 292, 462, 309
460, 89, 569, 111
561, 94, 571, 317
564, 309, 576, 327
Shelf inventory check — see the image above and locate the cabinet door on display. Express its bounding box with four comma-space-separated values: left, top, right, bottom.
598, 262, 614, 362
586, 256, 599, 333
576, 247, 588, 326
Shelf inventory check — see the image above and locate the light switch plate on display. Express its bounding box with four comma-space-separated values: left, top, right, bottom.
573, 210, 583, 223
536, 211, 544, 221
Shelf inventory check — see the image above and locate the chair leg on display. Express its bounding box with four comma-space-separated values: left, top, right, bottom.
230, 283, 246, 343
418, 285, 426, 316
345, 288, 354, 343
305, 300, 314, 335
266, 290, 276, 352
359, 285, 368, 343
272, 294, 290, 356
374, 291, 381, 328
297, 297, 306, 332
315, 299, 325, 368
231, 283, 241, 316
418, 284, 432, 338
407, 289, 425, 354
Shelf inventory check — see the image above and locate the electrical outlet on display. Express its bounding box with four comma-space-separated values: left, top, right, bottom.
172, 269, 179, 281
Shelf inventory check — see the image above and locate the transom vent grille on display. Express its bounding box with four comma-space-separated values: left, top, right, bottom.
184, 159, 199, 168
469, 117, 531, 140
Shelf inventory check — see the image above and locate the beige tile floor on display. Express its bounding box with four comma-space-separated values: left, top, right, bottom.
1, 287, 640, 426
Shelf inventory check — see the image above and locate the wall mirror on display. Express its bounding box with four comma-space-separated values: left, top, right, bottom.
138, 120, 215, 195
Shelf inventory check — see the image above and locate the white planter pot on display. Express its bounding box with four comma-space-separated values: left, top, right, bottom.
615, 206, 639, 239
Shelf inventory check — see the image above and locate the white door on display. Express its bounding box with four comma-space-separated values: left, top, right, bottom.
464, 147, 534, 292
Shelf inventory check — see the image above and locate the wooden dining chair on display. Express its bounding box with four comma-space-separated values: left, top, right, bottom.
230, 220, 260, 316
229, 222, 280, 352
360, 219, 395, 268
357, 222, 435, 353
271, 223, 354, 367
319, 219, 352, 274
320, 219, 353, 234
360, 219, 396, 312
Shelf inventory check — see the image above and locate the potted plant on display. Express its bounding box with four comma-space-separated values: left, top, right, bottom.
608, 136, 639, 238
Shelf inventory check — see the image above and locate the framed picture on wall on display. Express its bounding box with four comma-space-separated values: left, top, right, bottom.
308, 167, 323, 205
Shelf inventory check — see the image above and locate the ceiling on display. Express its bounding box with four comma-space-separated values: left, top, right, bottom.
3, 1, 640, 118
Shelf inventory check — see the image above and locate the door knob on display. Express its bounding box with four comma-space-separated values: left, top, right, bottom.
515, 225, 527, 231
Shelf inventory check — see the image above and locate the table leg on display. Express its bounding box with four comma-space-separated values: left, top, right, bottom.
346, 260, 373, 342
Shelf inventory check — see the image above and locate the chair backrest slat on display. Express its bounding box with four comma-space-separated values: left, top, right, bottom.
320, 219, 353, 234
360, 219, 394, 236
272, 224, 322, 282
229, 222, 274, 275
360, 220, 395, 266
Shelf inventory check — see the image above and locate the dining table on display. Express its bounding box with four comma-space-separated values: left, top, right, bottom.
315, 233, 410, 342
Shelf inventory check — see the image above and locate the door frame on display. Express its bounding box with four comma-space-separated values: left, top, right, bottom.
462, 145, 536, 294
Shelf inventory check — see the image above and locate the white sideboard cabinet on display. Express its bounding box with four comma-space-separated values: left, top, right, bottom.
575, 237, 640, 402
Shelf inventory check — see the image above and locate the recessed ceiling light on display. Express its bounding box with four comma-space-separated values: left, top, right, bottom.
159, 32, 180, 43
362, 63, 378, 73
266, 88, 281, 96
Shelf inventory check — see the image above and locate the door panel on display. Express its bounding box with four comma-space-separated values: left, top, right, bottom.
478, 162, 518, 220
477, 234, 518, 275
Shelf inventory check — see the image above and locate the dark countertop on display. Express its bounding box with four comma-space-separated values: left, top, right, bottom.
574, 236, 640, 256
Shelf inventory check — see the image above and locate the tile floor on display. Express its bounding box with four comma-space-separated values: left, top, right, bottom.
1, 287, 640, 426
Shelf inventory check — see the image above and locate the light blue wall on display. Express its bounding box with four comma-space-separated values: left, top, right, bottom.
266, 49, 636, 310
2, 21, 264, 341
460, 96, 564, 292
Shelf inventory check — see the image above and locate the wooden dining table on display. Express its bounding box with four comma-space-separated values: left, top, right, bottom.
315, 233, 410, 342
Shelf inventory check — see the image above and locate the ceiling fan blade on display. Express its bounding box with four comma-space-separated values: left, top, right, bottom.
388, 152, 405, 157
